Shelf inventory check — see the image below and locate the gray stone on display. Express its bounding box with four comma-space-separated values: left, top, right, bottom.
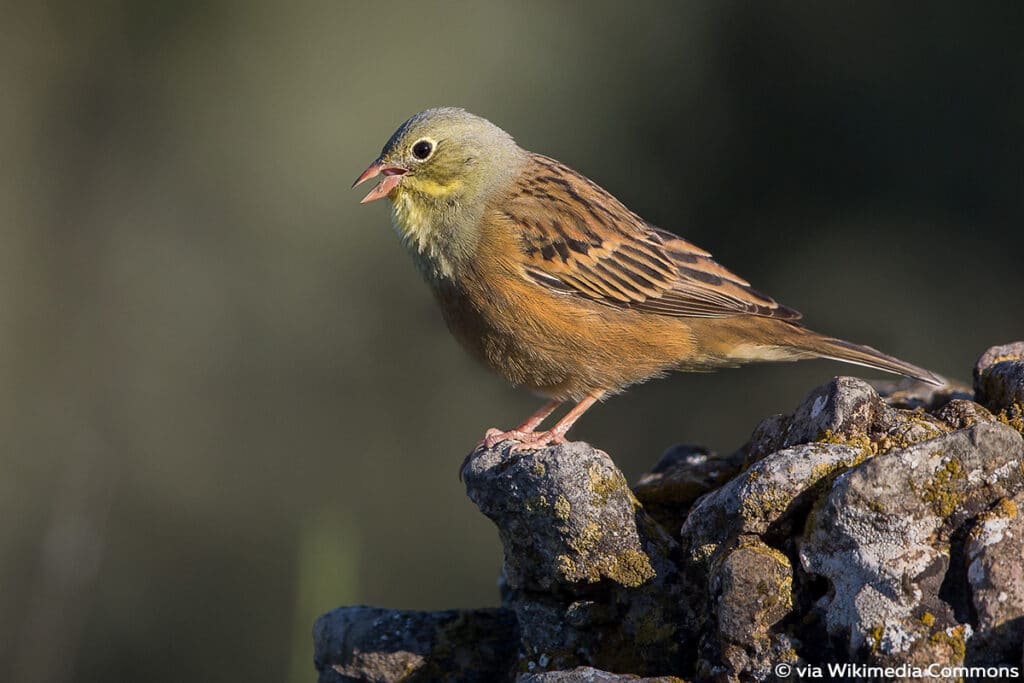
463, 441, 693, 677
745, 376, 955, 465
313, 346, 1024, 682
463, 441, 658, 591
801, 422, 1024, 661
313, 606, 517, 683
974, 342, 1024, 421
679, 442, 867, 563
932, 398, 998, 430
517, 667, 682, 682
965, 492, 1024, 665
706, 538, 794, 680
633, 445, 741, 535
746, 377, 889, 461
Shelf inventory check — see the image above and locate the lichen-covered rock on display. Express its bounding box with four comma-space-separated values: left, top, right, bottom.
801, 422, 1024, 664
750, 376, 889, 457
314, 342, 1024, 683
517, 666, 686, 682
974, 342, 1024, 431
464, 442, 656, 590
679, 442, 867, 562
633, 445, 741, 534
464, 441, 694, 677
313, 606, 518, 683
704, 538, 795, 680
745, 376, 960, 465
965, 493, 1024, 665
932, 398, 998, 430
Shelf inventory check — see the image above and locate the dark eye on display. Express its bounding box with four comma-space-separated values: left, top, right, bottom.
412, 140, 433, 160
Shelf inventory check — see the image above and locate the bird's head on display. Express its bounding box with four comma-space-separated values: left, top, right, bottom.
353, 107, 523, 208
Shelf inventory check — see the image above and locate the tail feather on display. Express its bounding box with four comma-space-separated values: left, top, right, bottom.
807, 335, 944, 386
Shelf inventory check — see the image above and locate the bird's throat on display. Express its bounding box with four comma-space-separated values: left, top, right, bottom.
391, 191, 474, 283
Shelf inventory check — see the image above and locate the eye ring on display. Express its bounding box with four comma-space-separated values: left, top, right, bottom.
412, 140, 433, 160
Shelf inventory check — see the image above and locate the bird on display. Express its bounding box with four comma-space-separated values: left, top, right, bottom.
353, 107, 942, 458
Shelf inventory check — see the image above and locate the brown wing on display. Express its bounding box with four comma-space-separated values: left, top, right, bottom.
495, 153, 802, 321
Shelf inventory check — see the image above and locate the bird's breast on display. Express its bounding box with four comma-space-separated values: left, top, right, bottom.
390, 193, 460, 281
429, 257, 700, 401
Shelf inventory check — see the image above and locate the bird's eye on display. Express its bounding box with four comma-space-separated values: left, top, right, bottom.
412, 140, 433, 160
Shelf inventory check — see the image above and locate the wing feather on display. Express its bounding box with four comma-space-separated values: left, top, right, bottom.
500, 154, 802, 321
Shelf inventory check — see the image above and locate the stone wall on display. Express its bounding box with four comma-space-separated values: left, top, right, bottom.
315, 343, 1024, 682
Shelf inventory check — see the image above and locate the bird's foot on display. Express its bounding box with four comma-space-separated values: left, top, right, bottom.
459, 428, 566, 481
481, 427, 534, 449
507, 429, 567, 452
481, 426, 568, 451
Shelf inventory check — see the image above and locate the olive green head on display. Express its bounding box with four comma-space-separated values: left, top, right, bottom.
353, 107, 528, 279
353, 107, 524, 207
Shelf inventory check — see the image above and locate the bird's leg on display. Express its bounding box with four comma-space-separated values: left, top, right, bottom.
481, 399, 561, 448
460, 393, 604, 481
460, 400, 562, 481
509, 389, 605, 452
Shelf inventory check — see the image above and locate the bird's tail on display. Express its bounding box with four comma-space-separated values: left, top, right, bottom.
798, 332, 944, 386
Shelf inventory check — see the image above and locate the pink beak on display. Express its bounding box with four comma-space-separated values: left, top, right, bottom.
352, 160, 408, 203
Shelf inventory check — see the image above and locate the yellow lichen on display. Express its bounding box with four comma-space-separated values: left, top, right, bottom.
569, 522, 602, 555
867, 625, 884, 654
692, 543, 718, 563
740, 487, 792, 521
921, 457, 966, 517
996, 403, 1024, 433
587, 463, 626, 504
553, 495, 571, 522
977, 497, 1018, 523
929, 625, 968, 661
995, 497, 1019, 518
919, 611, 935, 627
819, 429, 877, 457
736, 536, 790, 566
524, 495, 549, 513
606, 548, 655, 587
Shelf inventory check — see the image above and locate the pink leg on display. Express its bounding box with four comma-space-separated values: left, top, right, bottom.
460, 400, 562, 480
509, 389, 605, 452
482, 399, 562, 448
459, 393, 605, 481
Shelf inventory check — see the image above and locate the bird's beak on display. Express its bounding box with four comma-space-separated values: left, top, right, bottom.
352, 159, 408, 204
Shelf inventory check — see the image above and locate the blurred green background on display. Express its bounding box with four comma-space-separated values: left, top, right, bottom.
3, 2, 1022, 681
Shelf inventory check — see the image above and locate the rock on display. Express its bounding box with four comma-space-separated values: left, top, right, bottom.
974, 342, 1024, 428
517, 666, 684, 682
633, 445, 741, 534
744, 377, 953, 464
679, 442, 867, 561
745, 377, 889, 461
313, 606, 518, 683
867, 376, 971, 411
463, 441, 694, 677
705, 538, 795, 681
463, 442, 658, 591
932, 398, 998, 430
801, 422, 1024, 665
313, 342, 1024, 682
965, 493, 1024, 665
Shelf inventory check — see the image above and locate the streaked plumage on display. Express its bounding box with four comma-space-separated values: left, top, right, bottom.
353, 107, 941, 456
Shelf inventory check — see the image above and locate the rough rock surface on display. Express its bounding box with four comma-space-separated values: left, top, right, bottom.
974, 342, 1024, 431
314, 343, 1024, 682
463, 442, 694, 676
518, 667, 685, 682
313, 606, 518, 682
